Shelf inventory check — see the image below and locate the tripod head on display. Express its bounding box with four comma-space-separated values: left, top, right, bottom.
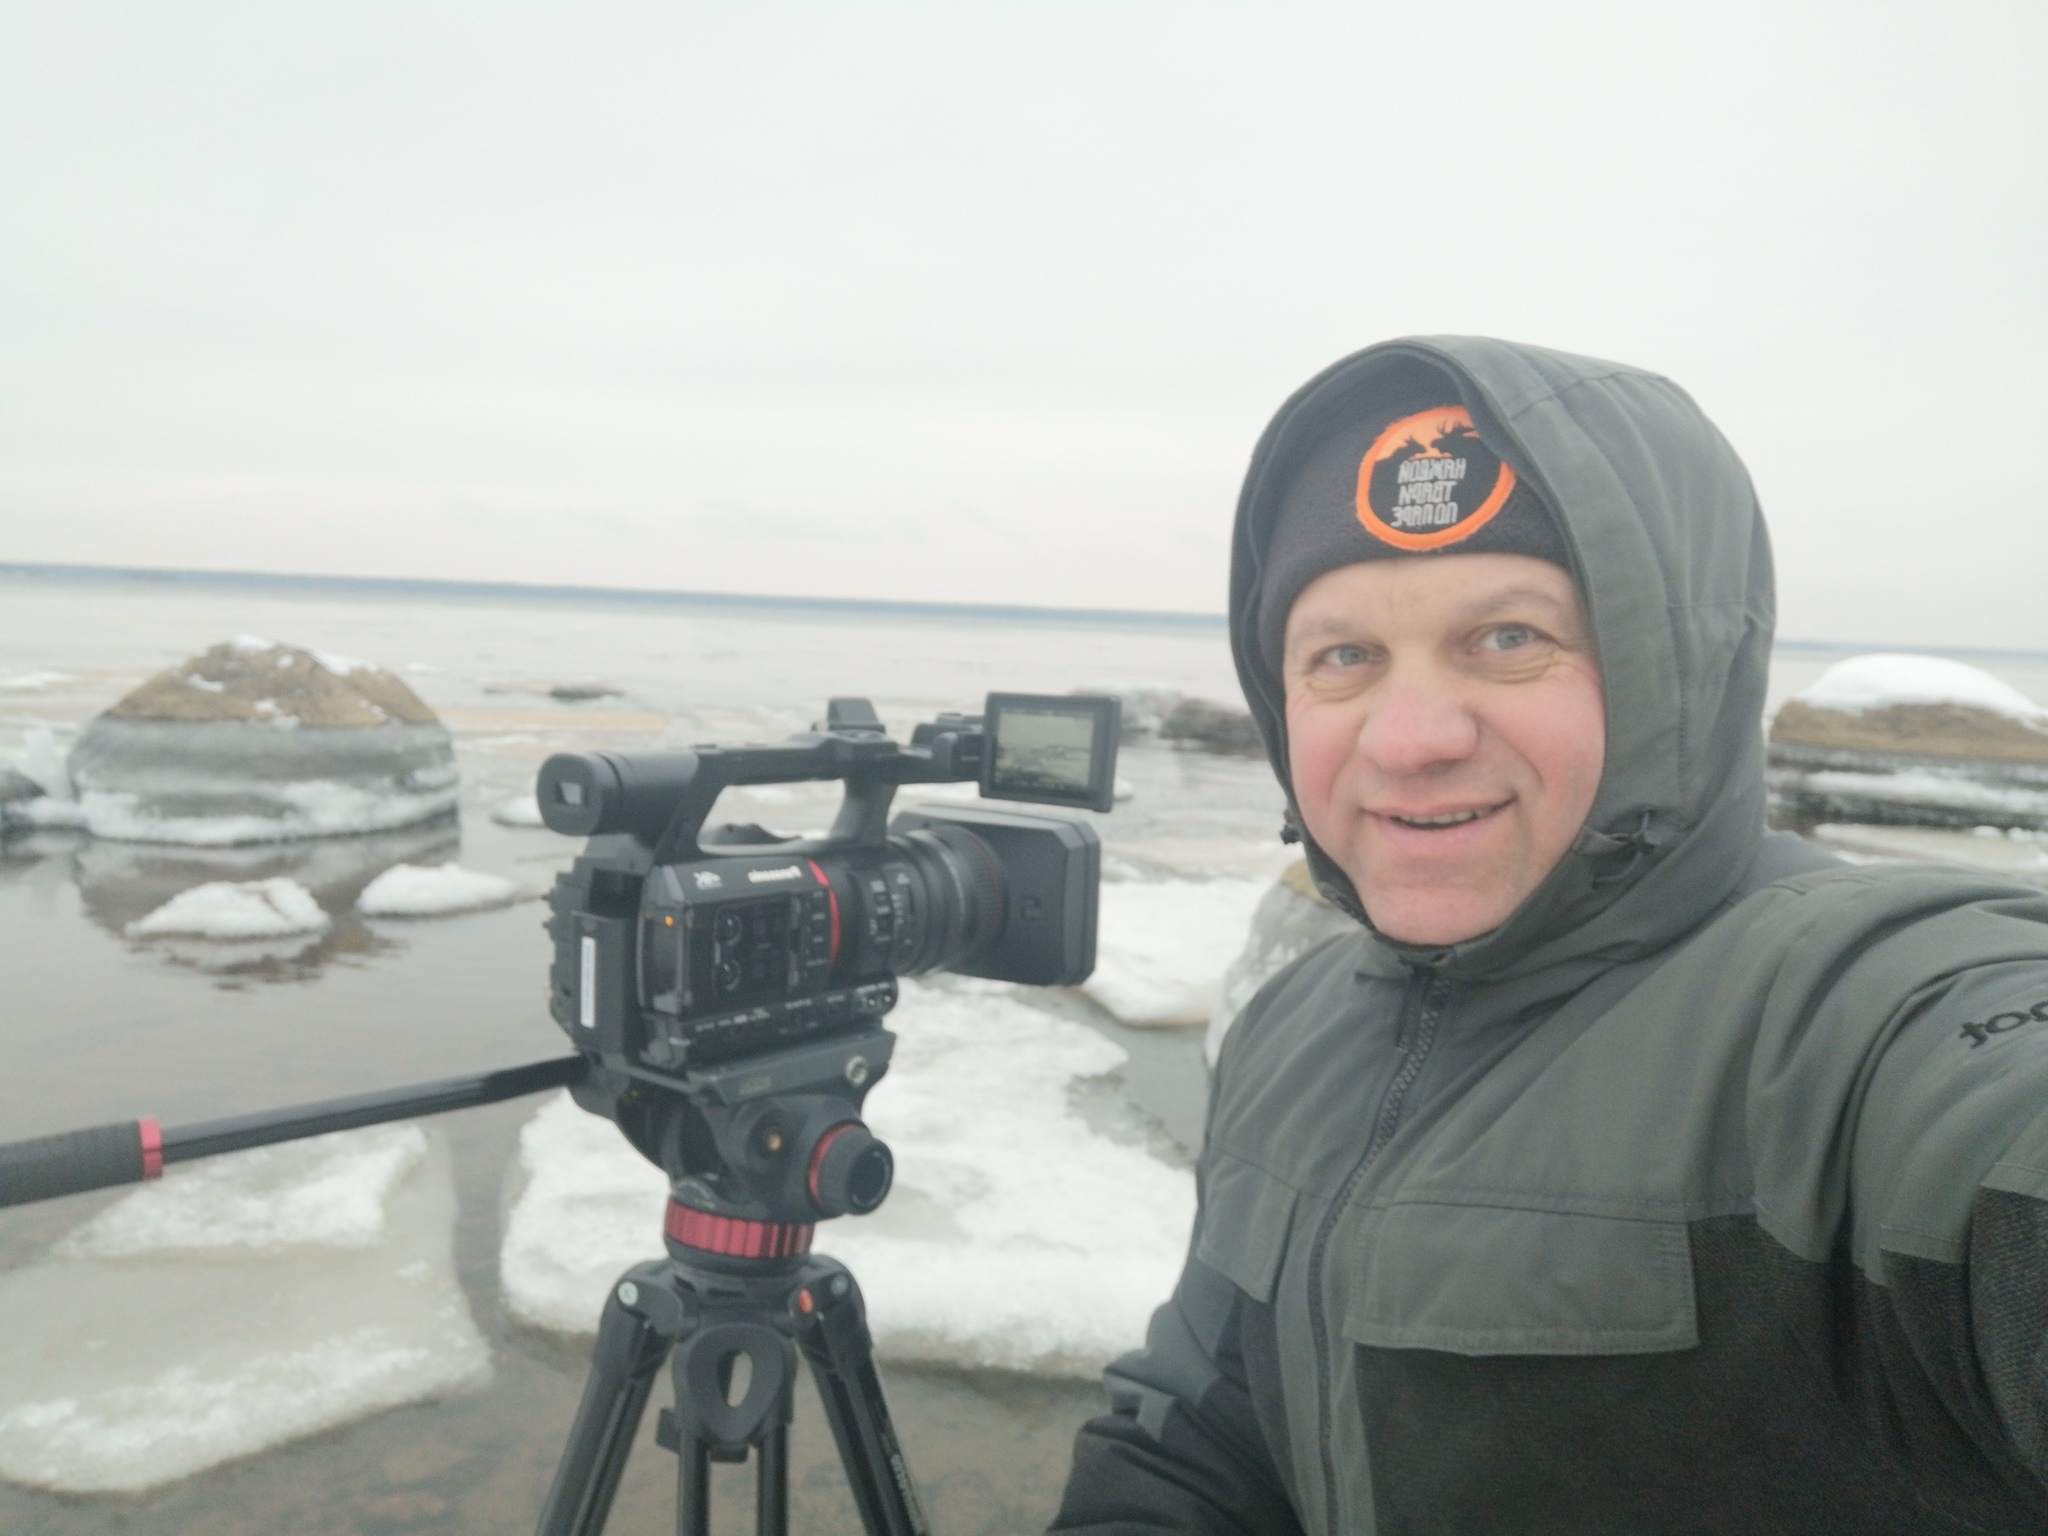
585, 1026, 900, 1262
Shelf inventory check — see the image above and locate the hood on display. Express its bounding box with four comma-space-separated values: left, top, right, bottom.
1230, 336, 1775, 986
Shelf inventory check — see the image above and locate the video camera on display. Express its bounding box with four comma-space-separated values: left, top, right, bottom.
534, 692, 1119, 1230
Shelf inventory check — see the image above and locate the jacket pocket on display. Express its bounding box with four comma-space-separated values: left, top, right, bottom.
1342, 1201, 1698, 1356
1194, 1152, 1299, 1303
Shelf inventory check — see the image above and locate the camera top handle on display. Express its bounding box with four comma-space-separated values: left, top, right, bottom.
535, 698, 984, 863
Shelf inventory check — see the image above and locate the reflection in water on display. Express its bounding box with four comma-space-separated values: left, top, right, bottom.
61, 818, 460, 984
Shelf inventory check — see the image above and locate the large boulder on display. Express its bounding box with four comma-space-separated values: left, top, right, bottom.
1768, 654, 2048, 831
1204, 860, 1358, 1064
68, 638, 459, 845
1159, 697, 1265, 757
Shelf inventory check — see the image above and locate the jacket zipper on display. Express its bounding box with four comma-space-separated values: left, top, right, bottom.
1304, 967, 1446, 1531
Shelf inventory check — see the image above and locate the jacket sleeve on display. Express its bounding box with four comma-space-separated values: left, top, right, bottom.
1842, 947, 2048, 1505
1049, 1235, 1304, 1534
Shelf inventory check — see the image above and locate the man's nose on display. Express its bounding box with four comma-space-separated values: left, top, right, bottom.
1353, 676, 1480, 776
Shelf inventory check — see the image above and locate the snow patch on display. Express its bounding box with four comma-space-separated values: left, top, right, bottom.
126, 878, 330, 940
1796, 654, 2045, 720
358, 862, 522, 917
500, 979, 1195, 1375
1083, 878, 1270, 1026
0, 1126, 488, 1494
309, 648, 374, 676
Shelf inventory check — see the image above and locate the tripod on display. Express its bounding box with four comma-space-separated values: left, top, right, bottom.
537, 1197, 929, 1536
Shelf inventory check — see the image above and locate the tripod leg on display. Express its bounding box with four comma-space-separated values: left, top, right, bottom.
538, 1261, 681, 1536
792, 1261, 930, 1536
676, 1439, 711, 1536
756, 1423, 789, 1536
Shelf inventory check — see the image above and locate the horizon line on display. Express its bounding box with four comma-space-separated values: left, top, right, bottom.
4, 561, 2046, 665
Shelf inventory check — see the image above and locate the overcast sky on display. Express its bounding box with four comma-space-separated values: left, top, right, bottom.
2, 3, 2044, 647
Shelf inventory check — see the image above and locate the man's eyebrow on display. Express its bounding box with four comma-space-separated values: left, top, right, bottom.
1451, 584, 1583, 623
1284, 613, 1361, 644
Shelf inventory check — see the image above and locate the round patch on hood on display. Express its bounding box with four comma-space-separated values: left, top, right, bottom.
1357, 405, 1518, 550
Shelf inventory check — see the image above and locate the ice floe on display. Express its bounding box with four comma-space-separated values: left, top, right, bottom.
357, 862, 523, 916
19, 725, 73, 799
0, 1125, 489, 1494
0, 670, 71, 692
77, 777, 460, 847
500, 978, 1195, 1376
491, 788, 548, 826
126, 877, 331, 940
1082, 877, 1271, 1026
5, 797, 88, 831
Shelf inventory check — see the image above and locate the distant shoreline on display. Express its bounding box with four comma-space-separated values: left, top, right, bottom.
3, 561, 2044, 665
0, 561, 1225, 632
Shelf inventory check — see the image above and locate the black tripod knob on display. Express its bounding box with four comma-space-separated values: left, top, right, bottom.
807, 1122, 893, 1217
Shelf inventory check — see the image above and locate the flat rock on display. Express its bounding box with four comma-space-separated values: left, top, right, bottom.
67, 639, 458, 844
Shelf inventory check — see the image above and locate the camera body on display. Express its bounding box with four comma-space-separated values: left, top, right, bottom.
536, 694, 1116, 1226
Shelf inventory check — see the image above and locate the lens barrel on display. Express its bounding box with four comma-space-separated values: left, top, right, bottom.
882, 823, 1005, 975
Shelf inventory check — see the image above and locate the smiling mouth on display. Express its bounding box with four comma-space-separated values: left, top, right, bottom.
1385, 801, 1509, 830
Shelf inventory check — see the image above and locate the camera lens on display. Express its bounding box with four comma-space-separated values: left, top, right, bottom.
715, 910, 742, 943
716, 958, 742, 992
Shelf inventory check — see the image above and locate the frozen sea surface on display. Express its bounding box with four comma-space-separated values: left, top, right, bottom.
502, 977, 1195, 1376
0, 1126, 489, 1494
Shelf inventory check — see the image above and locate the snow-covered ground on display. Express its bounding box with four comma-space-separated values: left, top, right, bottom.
126, 877, 330, 940
1083, 877, 1271, 1026
0, 1126, 488, 1494
358, 862, 523, 916
1797, 653, 2047, 719
501, 977, 1196, 1376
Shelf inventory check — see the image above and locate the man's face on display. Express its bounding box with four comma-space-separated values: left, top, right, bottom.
1282, 553, 1605, 947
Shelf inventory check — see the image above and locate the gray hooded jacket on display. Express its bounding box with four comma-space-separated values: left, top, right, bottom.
1051, 338, 2048, 1534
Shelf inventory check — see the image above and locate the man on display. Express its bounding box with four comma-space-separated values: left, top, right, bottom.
1051, 337, 2048, 1532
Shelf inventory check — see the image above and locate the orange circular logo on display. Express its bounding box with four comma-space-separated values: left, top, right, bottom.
1355, 405, 1517, 551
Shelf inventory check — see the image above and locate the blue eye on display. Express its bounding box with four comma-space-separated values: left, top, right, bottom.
1484, 625, 1536, 652
1324, 644, 1371, 668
